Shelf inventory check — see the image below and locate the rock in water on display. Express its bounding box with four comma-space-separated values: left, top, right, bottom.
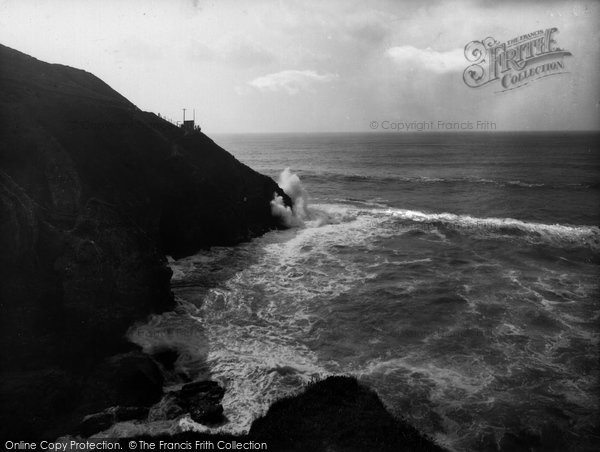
152, 380, 226, 425
178, 381, 226, 425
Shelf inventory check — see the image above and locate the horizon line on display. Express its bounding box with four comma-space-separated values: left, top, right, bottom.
208, 129, 600, 135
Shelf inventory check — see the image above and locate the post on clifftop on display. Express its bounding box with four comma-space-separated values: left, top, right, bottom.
180, 107, 201, 134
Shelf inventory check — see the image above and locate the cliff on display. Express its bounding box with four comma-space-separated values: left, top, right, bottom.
0, 44, 288, 438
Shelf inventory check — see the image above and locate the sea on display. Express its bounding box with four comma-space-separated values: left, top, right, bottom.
125, 132, 600, 451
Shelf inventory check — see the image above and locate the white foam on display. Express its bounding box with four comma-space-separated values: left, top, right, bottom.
507, 180, 545, 188
393, 258, 433, 266
379, 207, 600, 249
359, 355, 495, 398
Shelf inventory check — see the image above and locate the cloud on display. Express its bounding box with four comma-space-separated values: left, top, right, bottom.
248, 70, 338, 94
386, 45, 465, 73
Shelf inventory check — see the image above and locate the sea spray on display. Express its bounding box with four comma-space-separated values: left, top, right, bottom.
271, 168, 310, 227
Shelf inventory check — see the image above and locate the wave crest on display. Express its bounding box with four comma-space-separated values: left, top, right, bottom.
381, 207, 600, 250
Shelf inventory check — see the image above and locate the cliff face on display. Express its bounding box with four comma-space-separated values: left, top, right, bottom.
0, 44, 288, 438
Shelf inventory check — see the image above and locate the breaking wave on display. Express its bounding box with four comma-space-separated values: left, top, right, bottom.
285, 201, 600, 252
379, 207, 600, 250
270, 168, 599, 251
270, 168, 310, 227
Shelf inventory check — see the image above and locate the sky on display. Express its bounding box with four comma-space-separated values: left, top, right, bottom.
1, 0, 599, 133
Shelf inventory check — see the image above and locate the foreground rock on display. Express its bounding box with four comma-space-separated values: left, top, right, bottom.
248, 376, 445, 451
0, 44, 289, 439
132, 376, 446, 452
177, 381, 226, 425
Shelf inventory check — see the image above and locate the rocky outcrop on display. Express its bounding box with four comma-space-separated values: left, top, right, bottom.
248, 376, 445, 451
0, 44, 288, 439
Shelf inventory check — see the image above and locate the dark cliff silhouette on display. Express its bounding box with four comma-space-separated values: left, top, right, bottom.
0, 43, 288, 438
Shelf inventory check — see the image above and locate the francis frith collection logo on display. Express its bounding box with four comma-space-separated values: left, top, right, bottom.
463, 28, 572, 91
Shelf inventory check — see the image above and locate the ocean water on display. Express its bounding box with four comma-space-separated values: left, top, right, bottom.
127, 132, 599, 451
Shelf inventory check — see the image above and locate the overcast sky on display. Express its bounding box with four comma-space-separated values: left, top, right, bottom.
1, 0, 599, 133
